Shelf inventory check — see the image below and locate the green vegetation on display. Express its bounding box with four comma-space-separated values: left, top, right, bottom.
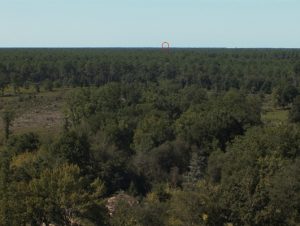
262, 108, 289, 124
0, 48, 300, 226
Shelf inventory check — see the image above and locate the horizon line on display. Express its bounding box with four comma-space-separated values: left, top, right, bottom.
0, 46, 300, 50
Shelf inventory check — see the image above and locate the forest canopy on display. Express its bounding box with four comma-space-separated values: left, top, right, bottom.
0, 48, 299, 226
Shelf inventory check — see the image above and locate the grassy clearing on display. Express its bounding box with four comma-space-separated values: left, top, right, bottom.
0, 88, 70, 142
261, 94, 289, 124
262, 108, 289, 124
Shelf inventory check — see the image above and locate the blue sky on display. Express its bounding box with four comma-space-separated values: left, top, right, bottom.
0, 0, 299, 48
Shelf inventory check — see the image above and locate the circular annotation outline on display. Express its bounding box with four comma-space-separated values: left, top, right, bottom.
161, 42, 170, 50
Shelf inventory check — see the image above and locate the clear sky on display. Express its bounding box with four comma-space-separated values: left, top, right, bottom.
0, 0, 299, 48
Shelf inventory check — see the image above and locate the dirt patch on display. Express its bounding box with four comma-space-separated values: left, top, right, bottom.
0, 89, 68, 138
12, 108, 64, 132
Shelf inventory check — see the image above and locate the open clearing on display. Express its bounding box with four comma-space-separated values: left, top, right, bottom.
0, 88, 69, 141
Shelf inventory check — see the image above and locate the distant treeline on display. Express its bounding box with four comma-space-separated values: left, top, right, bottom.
1, 48, 300, 93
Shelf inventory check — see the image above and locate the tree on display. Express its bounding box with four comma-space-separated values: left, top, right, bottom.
11, 73, 22, 95
208, 125, 300, 225
7, 132, 40, 154
65, 88, 94, 126
185, 147, 207, 185
289, 96, 300, 123
0, 148, 13, 225
134, 140, 190, 183
27, 164, 108, 225
294, 63, 300, 76
43, 79, 53, 91
109, 193, 168, 226
133, 111, 173, 152
273, 85, 299, 107
0, 73, 8, 96
108, 193, 139, 226
168, 189, 208, 226
34, 83, 40, 93
175, 90, 261, 149
53, 131, 91, 170
269, 159, 300, 225
1, 110, 15, 140
179, 85, 207, 111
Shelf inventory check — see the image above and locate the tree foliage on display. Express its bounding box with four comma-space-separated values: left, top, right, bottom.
0, 49, 300, 225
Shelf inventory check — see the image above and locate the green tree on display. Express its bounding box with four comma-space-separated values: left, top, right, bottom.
0, 148, 13, 225
43, 79, 53, 91
65, 88, 94, 126
1, 110, 15, 140
0, 73, 8, 96
34, 83, 40, 93
273, 85, 299, 107
27, 164, 108, 225
168, 189, 208, 226
133, 111, 173, 152
7, 132, 40, 154
134, 140, 190, 183
289, 96, 300, 123
53, 131, 91, 170
208, 125, 300, 225
269, 159, 300, 225
175, 90, 261, 149
185, 147, 207, 185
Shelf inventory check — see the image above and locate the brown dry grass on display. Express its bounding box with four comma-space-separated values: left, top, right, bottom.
0, 88, 69, 141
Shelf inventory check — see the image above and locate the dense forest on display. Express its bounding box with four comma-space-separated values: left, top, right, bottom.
0, 48, 300, 93
0, 49, 299, 226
